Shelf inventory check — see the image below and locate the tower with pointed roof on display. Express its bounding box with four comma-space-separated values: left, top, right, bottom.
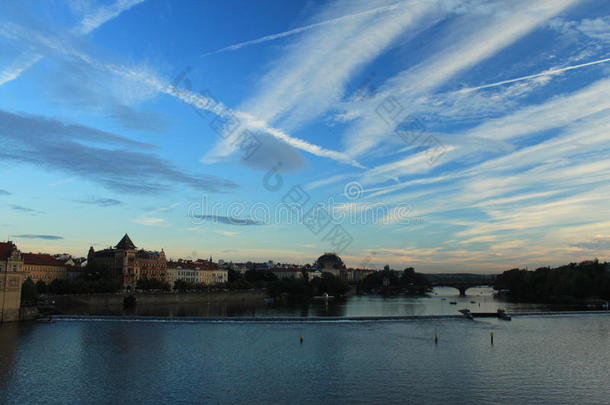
114, 234, 137, 290
115, 234, 137, 250
86, 234, 167, 292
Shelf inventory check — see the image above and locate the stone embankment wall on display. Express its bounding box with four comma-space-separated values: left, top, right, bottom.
49, 290, 266, 311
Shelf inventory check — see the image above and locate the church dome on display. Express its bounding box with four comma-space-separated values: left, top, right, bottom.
316, 253, 345, 270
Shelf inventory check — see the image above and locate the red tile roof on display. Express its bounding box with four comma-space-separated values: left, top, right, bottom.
0, 242, 18, 260
23, 253, 64, 267
167, 260, 218, 270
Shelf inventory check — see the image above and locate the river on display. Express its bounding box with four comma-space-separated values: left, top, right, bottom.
1, 288, 609, 404
61, 287, 583, 318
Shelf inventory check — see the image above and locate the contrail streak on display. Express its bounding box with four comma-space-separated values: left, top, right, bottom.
453, 57, 610, 94
201, 1, 405, 57
1, 18, 359, 167
0, 0, 146, 86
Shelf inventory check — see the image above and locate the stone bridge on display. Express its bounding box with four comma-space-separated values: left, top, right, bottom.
425, 273, 496, 296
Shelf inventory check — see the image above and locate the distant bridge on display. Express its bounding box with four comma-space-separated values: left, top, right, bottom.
425, 273, 496, 296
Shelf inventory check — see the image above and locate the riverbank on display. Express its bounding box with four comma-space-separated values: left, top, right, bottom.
44, 309, 610, 323
29, 287, 604, 319
45, 290, 267, 315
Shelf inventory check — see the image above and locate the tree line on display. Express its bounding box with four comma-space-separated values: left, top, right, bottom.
360, 266, 431, 295
494, 259, 610, 303
266, 272, 351, 299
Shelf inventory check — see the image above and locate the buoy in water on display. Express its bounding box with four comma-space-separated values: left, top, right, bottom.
300, 334, 304, 344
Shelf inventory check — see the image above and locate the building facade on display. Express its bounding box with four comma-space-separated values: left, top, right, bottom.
269, 267, 307, 280
316, 253, 349, 280
315, 253, 376, 282
22, 253, 67, 283
167, 260, 228, 287
197, 268, 228, 285
87, 234, 167, 291
0, 242, 25, 323
166, 263, 198, 286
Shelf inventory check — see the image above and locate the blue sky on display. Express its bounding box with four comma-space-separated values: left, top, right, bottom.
1, 0, 609, 272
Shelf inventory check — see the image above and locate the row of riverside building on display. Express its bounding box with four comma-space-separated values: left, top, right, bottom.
87, 234, 229, 291
3, 234, 377, 296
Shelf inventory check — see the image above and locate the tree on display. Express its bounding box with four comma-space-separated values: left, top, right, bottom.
310, 273, 350, 297
494, 260, 610, 303
136, 277, 170, 291
21, 278, 38, 303
227, 278, 253, 290
245, 269, 278, 283
45, 278, 121, 295
228, 269, 242, 282
174, 279, 194, 292
35, 280, 47, 295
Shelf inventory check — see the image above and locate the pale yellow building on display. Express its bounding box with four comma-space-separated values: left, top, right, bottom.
23, 253, 68, 283
0, 242, 25, 323
197, 268, 228, 286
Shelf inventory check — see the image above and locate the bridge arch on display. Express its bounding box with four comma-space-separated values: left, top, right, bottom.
432, 284, 492, 296
426, 274, 496, 296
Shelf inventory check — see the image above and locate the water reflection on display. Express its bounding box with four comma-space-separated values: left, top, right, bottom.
0, 323, 20, 391
55, 287, 572, 318
1, 316, 609, 404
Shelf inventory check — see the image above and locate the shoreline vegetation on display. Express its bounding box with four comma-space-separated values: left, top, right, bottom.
18, 260, 610, 314
494, 259, 610, 304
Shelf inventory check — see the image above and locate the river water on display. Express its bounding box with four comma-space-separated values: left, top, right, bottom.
2, 288, 609, 404
77, 287, 578, 318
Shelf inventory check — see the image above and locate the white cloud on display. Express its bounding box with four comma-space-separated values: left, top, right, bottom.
451, 56, 610, 94
550, 16, 610, 42
466, 77, 610, 142
341, 0, 580, 158
77, 0, 146, 35
215, 231, 240, 237
0, 18, 353, 166
0, 0, 146, 86
132, 217, 168, 226
201, 0, 406, 57
206, 0, 452, 164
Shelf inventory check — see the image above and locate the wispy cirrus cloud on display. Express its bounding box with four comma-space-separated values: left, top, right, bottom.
11, 234, 63, 240
2, 0, 608, 270
0, 189, 10, 196
571, 235, 610, 251
190, 215, 263, 226
201, 0, 407, 57
75, 196, 123, 207
0, 110, 237, 194
550, 16, 610, 42
340, 0, 580, 158
215, 230, 240, 237
144, 202, 179, 215
206, 0, 449, 165
0, 13, 351, 165
450, 56, 610, 95
76, 0, 147, 36
10, 205, 44, 215
132, 217, 168, 226
0, 0, 146, 87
